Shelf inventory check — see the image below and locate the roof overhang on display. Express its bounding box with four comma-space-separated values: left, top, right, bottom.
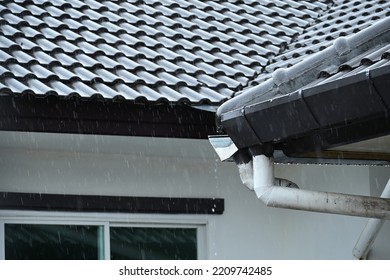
216, 64, 390, 164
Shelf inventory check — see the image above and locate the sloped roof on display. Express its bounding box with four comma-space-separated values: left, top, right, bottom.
1, 0, 390, 140
2, 0, 383, 105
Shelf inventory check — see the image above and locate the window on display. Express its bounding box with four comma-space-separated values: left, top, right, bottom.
110, 227, 197, 260
0, 212, 206, 260
5, 224, 103, 260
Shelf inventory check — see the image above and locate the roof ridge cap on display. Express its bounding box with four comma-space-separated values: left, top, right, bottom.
273, 17, 390, 95
241, 0, 337, 95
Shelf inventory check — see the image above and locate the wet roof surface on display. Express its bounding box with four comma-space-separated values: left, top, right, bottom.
0, 0, 389, 105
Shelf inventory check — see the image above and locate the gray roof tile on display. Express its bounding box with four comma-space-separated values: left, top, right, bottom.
8, 63, 31, 78
1, 0, 388, 105
3, 78, 31, 94
72, 81, 98, 97
3, 12, 24, 25
45, 5, 66, 17
27, 79, 55, 95
52, 65, 77, 80
60, 30, 82, 42
30, 63, 56, 80
12, 50, 35, 64
113, 83, 142, 100
115, 70, 141, 85
49, 80, 76, 96
33, 51, 57, 65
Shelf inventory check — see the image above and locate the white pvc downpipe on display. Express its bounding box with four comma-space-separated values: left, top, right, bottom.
248, 155, 390, 219
237, 159, 298, 191
352, 179, 390, 259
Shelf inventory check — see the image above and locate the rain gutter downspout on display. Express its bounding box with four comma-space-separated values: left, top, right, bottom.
352, 179, 390, 259
239, 154, 390, 219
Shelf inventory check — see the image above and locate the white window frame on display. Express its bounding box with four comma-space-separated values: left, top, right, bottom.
0, 210, 208, 260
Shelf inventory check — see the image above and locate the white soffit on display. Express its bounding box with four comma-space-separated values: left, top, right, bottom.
331, 135, 390, 154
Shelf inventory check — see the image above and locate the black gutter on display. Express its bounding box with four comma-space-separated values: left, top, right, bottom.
218, 64, 390, 155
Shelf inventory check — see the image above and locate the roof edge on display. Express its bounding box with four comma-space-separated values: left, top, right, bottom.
0, 95, 218, 139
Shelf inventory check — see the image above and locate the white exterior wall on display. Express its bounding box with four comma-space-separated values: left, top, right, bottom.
0, 131, 389, 259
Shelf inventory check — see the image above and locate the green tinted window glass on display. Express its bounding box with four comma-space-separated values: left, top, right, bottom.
110, 227, 197, 260
5, 224, 103, 260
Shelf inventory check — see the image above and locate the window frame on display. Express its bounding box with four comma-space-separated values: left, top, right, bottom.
0, 210, 208, 260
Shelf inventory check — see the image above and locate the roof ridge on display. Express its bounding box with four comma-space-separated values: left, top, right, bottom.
243, 0, 390, 90
236, 0, 336, 97
270, 17, 390, 95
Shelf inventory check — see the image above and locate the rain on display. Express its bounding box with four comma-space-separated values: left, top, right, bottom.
0, 0, 390, 262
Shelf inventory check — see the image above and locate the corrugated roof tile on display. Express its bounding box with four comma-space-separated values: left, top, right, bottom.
49, 80, 76, 96
12, 50, 35, 64
156, 37, 179, 49
25, 4, 46, 16
136, 84, 163, 100
101, 21, 123, 33
79, 30, 101, 43
137, 70, 162, 85
56, 40, 79, 53
66, 7, 86, 19
58, 29, 81, 42
33, 50, 57, 65
24, 15, 46, 27
20, 26, 41, 38
176, 73, 199, 87
95, 55, 123, 70
27, 79, 56, 95
1, 0, 388, 105
75, 67, 100, 82
84, 0, 105, 10
138, 14, 160, 26
101, 10, 124, 22
0, 50, 14, 63
135, 58, 160, 72
45, 5, 67, 17
15, 37, 38, 50
157, 72, 184, 87
52, 65, 78, 80
30, 63, 56, 80
3, 12, 24, 25
84, 8, 105, 21
116, 69, 142, 84
72, 81, 98, 97
1, 25, 21, 37
43, 16, 66, 29
8, 63, 32, 78
99, 32, 122, 45
3, 77, 31, 94
54, 53, 79, 67
198, 86, 229, 101
113, 83, 142, 99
